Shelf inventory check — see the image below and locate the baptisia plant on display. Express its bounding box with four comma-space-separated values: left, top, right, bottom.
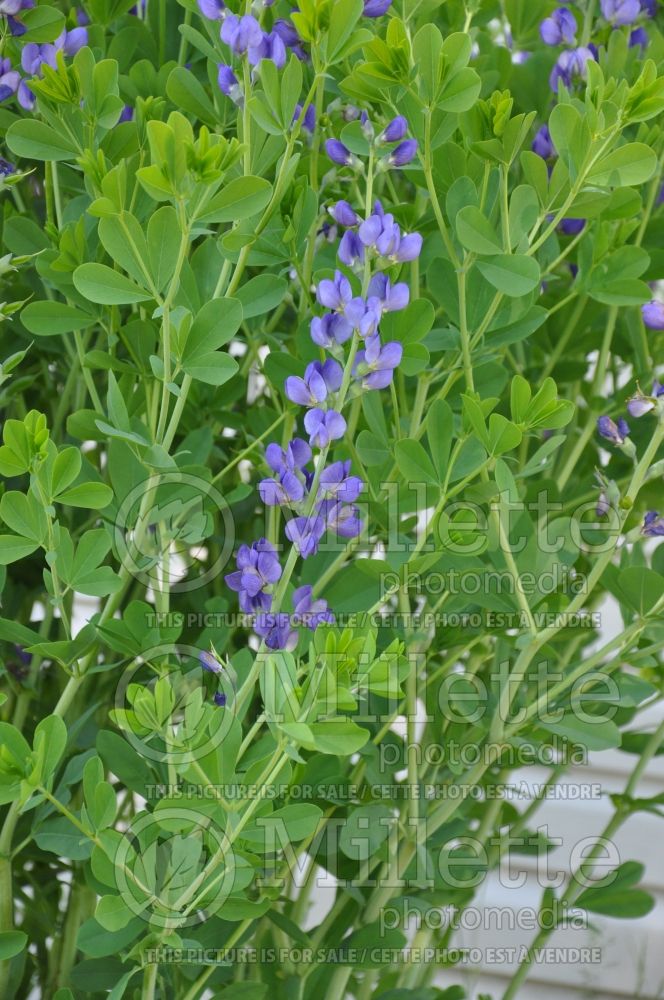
0, 2, 663, 1000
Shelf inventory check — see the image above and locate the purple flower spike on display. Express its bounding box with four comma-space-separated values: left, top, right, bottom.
304, 408, 347, 449
354, 335, 403, 390
325, 139, 354, 167
388, 139, 418, 167
198, 0, 225, 18
17, 80, 34, 110
62, 27, 88, 56
259, 438, 311, 506
642, 301, 664, 329
319, 461, 363, 503
338, 230, 365, 268
218, 64, 242, 104
322, 500, 363, 538
550, 46, 595, 90
330, 200, 360, 227
255, 611, 299, 650
532, 125, 555, 160
292, 585, 334, 630
0, 61, 19, 103
249, 30, 287, 69
640, 0, 657, 15
317, 270, 353, 312
273, 17, 307, 60
601, 0, 641, 24
597, 415, 630, 445
225, 538, 281, 613
200, 650, 222, 673
285, 359, 343, 408
395, 232, 423, 262
285, 514, 326, 558
221, 13, 263, 55
310, 313, 353, 348
380, 115, 408, 143
642, 511, 664, 537
213, 692, 227, 707
629, 26, 649, 47
540, 7, 577, 45
627, 381, 664, 417
363, 0, 393, 14
559, 218, 585, 236
367, 273, 410, 313
293, 102, 316, 133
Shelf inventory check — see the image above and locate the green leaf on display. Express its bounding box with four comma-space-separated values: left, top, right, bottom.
413, 23, 443, 102
0, 535, 40, 564
235, 275, 288, 319
0, 931, 28, 961
147, 206, 181, 293
426, 399, 453, 483
356, 430, 389, 466
615, 567, 664, 616
181, 297, 242, 385
477, 255, 541, 296
22, 302, 95, 336
73, 264, 152, 305
327, 0, 363, 62
339, 804, 395, 860
588, 143, 657, 187
576, 861, 655, 918
165, 66, 216, 126
56, 483, 113, 509
6, 120, 78, 161
95, 896, 135, 933
488, 414, 522, 456
196, 177, 273, 224
393, 439, 440, 486
456, 206, 503, 255
538, 713, 621, 751
280, 719, 369, 755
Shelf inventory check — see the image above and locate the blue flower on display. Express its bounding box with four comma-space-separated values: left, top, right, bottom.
319, 460, 363, 503
325, 139, 356, 167
387, 139, 418, 168
225, 538, 282, 613
254, 611, 299, 650
310, 312, 354, 348
363, 0, 392, 14
249, 30, 287, 69
358, 207, 423, 262
285, 513, 326, 558
367, 273, 410, 313
540, 7, 577, 45
292, 585, 334, 629
258, 439, 311, 507
330, 200, 360, 227
627, 380, 664, 417
532, 124, 555, 160
642, 511, 664, 537
293, 102, 316, 133
354, 335, 403, 390
197, 0, 224, 18
285, 359, 343, 408
642, 301, 664, 329
304, 408, 347, 448
601, 0, 641, 25
379, 116, 408, 143
217, 64, 243, 105
597, 415, 630, 445
220, 13, 263, 56
550, 46, 596, 90
199, 650, 223, 673
338, 230, 365, 268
